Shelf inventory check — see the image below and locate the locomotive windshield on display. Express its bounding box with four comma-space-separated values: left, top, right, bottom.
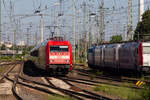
50, 46, 69, 52
143, 46, 150, 54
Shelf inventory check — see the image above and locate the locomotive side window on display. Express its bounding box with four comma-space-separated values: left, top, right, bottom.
50, 46, 69, 52
143, 46, 150, 54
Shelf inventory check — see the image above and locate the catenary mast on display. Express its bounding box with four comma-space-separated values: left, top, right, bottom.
139, 0, 144, 22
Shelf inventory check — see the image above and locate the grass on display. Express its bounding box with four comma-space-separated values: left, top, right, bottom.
46, 94, 76, 100
88, 70, 103, 80
93, 84, 143, 100
0, 55, 24, 61
140, 85, 150, 100
96, 71, 103, 76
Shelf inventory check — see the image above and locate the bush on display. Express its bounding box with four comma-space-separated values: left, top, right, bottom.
141, 84, 150, 100
0, 55, 24, 61
110, 35, 122, 43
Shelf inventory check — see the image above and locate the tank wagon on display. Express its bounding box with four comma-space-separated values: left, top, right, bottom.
88, 41, 150, 73
30, 37, 73, 74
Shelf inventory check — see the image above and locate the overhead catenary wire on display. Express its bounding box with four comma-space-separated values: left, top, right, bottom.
1, 0, 150, 47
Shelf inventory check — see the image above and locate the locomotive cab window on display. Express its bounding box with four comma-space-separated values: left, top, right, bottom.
143, 46, 150, 54
50, 46, 69, 52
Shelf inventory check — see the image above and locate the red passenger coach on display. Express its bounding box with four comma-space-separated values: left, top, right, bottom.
30, 37, 73, 75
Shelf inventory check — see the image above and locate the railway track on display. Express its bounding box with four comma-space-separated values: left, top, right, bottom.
45, 77, 114, 100
17, 74, 115, 100
74, 67, 150, 85
58, 77, 115, 100
69, 68, 150, 90
60, 76, 140, 90
22, 61, 116, 99
0, 61, 23, 100
4, 61, 111, 100
1, 61, 62, 100
1, 61, 134, 100
0, 61, 20, 67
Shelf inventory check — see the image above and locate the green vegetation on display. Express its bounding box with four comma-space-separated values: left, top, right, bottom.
93, 84, 142, 100
9, 45, 34, 51
89, 71, 103, 80
110, 35, 122, 43
75, 58, 84, 64
134, 10, 150, 40
140, 84, 150, 100
1, 44, 6, 50
46, 95, 75, 100
0, 55, 24, 61
0, 46, 34, 61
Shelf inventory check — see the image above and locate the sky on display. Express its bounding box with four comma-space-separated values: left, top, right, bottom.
1, 0, 150, 45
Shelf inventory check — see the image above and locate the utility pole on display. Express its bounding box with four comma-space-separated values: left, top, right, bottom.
77, 11, 81, 60
35, 32, 38, 46
95, 15, 99, 44
59, 0, 64, 35
0, 0, 1, 55
88, 10, 92, 48
13, 29, 16, 58
56, 12, 59, 36
72, 0, 76, 63
138, 0, 144, 22
99, 0, 104, 43
26, 28, 29, 47
40, 14, 44, 42
127, 0, 134, 40
82, 1, 87, 62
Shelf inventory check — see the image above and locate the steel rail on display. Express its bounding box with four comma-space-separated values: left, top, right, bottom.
75, 69, 150, 85
57, 77, 113, 100
45, 77, 112, 100
3, 62, 23, 100
19, 61, 70, 100
64, 76, 140, 89
0, 61, 21, 66
0, 62, 20, 81
10, 62, 23, 100
19, 76, 83, 100
60, 77, 97, 86
6, 76, 65, 98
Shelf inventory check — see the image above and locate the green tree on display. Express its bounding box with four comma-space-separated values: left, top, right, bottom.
1, 44, 6, 50
134, 10, 150, 40
110, 35, 122, 43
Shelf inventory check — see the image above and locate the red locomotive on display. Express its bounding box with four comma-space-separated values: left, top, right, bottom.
30, 37, 73, 74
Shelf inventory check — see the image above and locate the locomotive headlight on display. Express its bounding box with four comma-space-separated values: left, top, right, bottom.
50, 60, 54, 63
62, 56, 70, 59
50, 56, 58, 59
66, 60, 70, 63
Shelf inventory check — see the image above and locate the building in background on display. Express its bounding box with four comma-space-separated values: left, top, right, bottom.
17, 41, 25, 46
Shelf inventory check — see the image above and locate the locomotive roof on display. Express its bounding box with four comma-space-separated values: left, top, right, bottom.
30, 39, 70, 53
89, 41, 143, 49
